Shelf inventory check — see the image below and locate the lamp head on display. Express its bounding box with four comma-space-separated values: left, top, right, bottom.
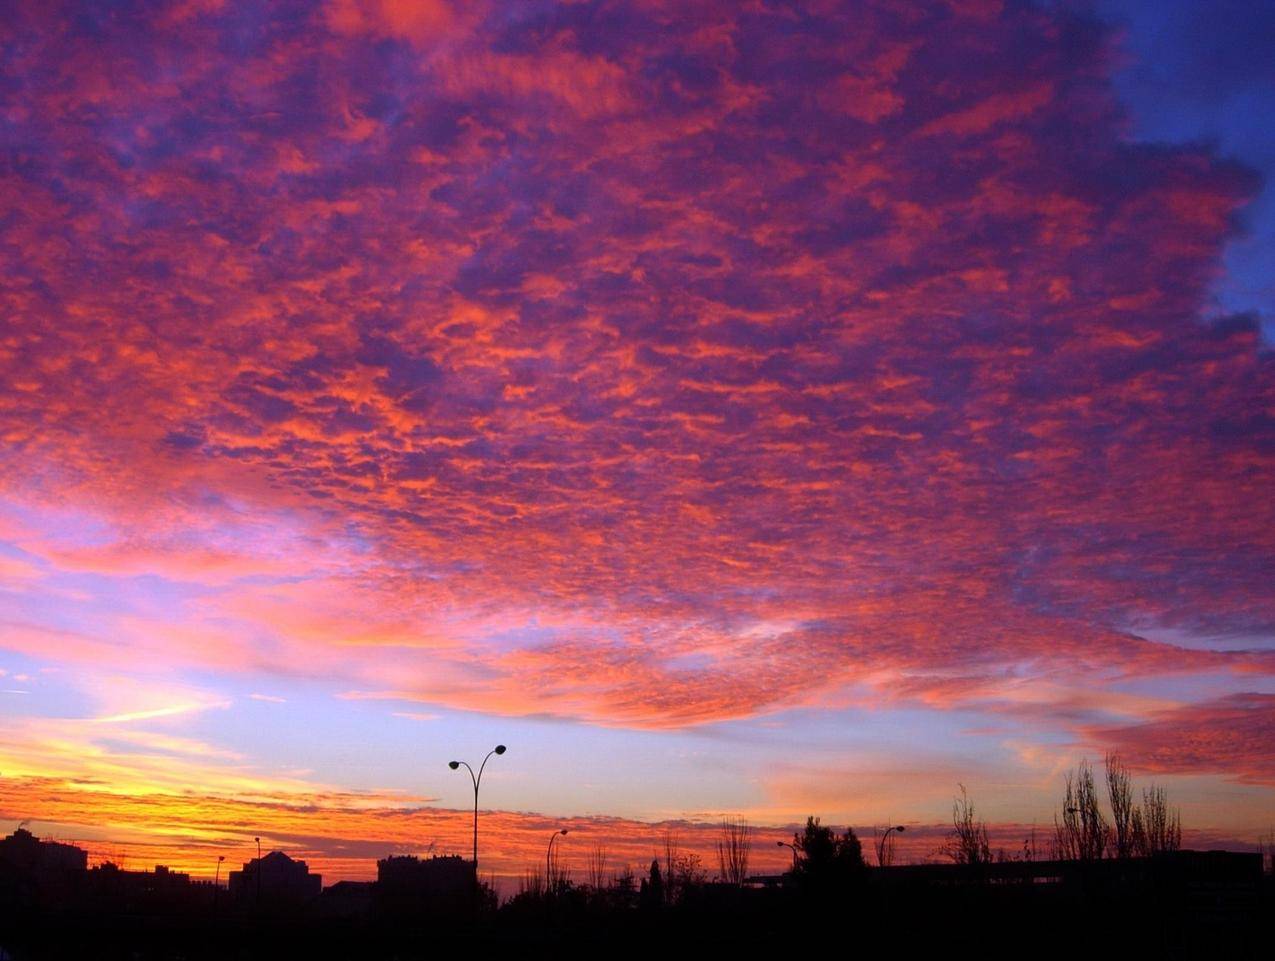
561, 829, 569, 836
896, 826, 906, 833
449, 761, 460, 769
777, 841, 785, 847
494, 744, 507, 755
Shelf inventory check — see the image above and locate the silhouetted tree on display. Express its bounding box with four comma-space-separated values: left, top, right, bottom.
615, 863, 636, 894
1055, 755, 1181, 861
518, 866, 543, 898
661, 830, 680, 905
671, 852, 706, 897
639, 859, 664, 911
1106, 752, 1138, 859
612, 863, 637, 909
1055, 760, 1108, 860
1136, 785, 1181, 855
791, 816, 865, 890
1021, 824, 1038, 863
945, 785, 991, 866
716, 817, 752, 885
586, 844, 609, 892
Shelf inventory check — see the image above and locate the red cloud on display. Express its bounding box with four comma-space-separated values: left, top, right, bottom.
1090, 694, 1275, 786
0, 1, 1272, 745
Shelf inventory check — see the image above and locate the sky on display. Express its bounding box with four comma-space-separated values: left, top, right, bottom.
1, 1, 1273, 884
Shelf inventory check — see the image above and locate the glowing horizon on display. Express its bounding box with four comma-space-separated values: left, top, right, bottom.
2, 1, 1273, 883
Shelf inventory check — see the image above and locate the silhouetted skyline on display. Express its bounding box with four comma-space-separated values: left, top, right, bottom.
1, 820, 1268, 959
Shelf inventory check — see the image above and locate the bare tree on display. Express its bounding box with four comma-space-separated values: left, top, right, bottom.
662, 829, 681, 906
615, 863, 636, 895
1021, 824, 1038, 863
716, 817, 752, 885
1137, 785, 1181, 855
586, 844, 610, 891
1105, 752, 1137, 859
946, 784, 991, 866
673, 851, 707, 893
518, 866, 546, 899
555, 862, 572, 893
1055, 760, 1108, 861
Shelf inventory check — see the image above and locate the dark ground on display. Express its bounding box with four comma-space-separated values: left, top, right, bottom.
2, 877, 1270, 961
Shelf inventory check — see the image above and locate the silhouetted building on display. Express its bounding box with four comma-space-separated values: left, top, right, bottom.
0, 828, 88, 906
316, 879, 374, 919
0, 828, 88, 875
375, 854, 472, 916
83, 862, 207, 914
378, 854, 472, 891
228, 851, 321, 907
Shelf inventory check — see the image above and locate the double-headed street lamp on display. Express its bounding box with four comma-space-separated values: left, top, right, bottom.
448, 744, 507, 881
877, 825, 906, 868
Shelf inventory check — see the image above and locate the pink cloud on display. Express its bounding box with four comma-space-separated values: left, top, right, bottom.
0, 1, 1270, 764
1090, 694, 1275, 786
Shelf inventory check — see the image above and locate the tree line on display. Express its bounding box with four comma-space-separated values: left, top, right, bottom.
945, 752, 1182, 866
508, 750, 1188, 913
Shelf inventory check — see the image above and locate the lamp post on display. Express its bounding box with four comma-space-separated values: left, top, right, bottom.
448, 745, 507, 883
547, 828, 569, 893
214, 854, 225, 913
877, 825, 906, 868
777, 840, 799, 872
254, 837, 261, 907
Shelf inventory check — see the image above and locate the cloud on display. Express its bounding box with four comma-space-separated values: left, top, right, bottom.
0, 2, 1270, 763
89, 702, 230, 724
1089, 693, 1275, 786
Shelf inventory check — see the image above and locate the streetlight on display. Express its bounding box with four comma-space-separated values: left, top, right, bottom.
254, 837, 261, 907
777, 840, 799, 872
877, 825, 906, 868
214, 854, 225, 913
547, 828, 569, 892
448, 745, 507, 882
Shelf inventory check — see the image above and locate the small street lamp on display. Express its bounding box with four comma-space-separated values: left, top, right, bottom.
213, 854, 226, 914
777, 840, 799, 872
877, 825, 906, 868
547, 828, 569, 892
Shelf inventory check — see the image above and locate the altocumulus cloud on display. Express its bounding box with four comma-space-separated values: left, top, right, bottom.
0, 1, 1272, 759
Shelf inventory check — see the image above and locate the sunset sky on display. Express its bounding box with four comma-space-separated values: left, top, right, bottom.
1, 1, 1273, 884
